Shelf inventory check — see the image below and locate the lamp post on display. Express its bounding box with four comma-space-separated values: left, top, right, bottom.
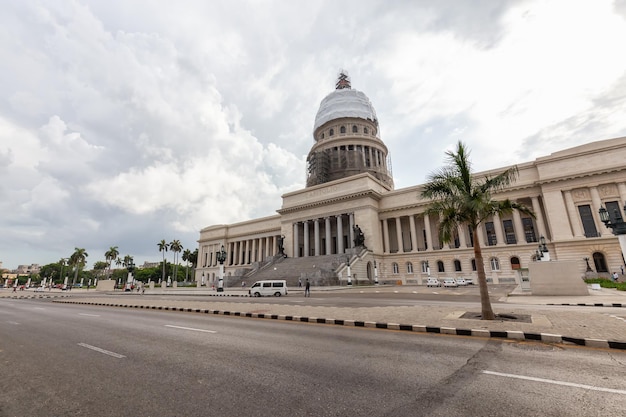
126, 257, 135, 291
346, 256, 352, 286
599, 202, 626, 269
374, 260, 379, 285
216, 244, 227, 292
535, 236, 550, 261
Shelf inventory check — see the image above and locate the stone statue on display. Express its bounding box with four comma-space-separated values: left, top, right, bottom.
277, 235, 286, 256
353, 225, 365, 247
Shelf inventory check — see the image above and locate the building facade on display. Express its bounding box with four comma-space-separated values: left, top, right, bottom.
196, 74, 626, 286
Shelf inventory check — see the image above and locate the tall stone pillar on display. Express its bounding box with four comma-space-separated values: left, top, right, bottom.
512, 210, 525, 244
383, 219, 390, 254
590, 187, 611, 237
325, 217, 332, 255
349, 213, 355, 248
409, 215, 417, 252
423, 213, 433, 251
493, 213, 505, 246
531, 196, 547, 239
337, 215, 344, 254
303, 220, 310, 257
314, 219, 320, 256
395, 217, 403, 253
293, 222, 300, 258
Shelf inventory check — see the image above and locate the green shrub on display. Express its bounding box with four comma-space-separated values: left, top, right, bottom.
584, 278, 626, 291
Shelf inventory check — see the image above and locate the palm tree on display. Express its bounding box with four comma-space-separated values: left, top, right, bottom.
69, 247, 89, 286
158, 239, 169, 283
182, 249, 192, 282
105, 246, 119, 280
169, 240, 183, 282
421, 141, 534, 320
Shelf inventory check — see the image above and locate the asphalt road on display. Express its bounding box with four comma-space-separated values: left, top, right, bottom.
1, 298, 625, 417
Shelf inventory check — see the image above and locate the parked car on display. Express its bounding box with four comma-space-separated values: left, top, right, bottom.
455, 278, 467, 286
34, 286, 45, 292
248, 280, 288, 297
426, 278, 441, 287
464, 277, 475, 285
443, 278, 458, 287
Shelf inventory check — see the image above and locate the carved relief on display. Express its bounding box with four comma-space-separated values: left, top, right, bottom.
571, 188, 589, 202
598, 184, 617, 197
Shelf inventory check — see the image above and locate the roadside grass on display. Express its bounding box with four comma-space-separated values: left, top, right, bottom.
584, 278, 626, 291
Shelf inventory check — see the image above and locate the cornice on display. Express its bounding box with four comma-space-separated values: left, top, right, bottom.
277, 189, 383, 214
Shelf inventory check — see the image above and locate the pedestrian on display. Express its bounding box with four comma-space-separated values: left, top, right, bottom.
304, 279, 310, 297
298, 278, 302, 288
141, 285, 145, 295
621, 265, 624, 275
613, 272, 619, 282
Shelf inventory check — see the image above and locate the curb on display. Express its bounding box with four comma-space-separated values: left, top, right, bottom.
54, 300, 626, 351
546, 303, 626, 308
0, 294, 70, 300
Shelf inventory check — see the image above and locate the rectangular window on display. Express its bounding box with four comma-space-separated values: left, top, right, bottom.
578, 205, 599, 238
605, 201, 623, 224
522, 217, 537, 243
485, 222, 497, 246
503, 220, 516, 244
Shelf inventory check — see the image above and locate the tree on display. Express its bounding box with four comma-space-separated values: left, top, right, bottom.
421, 141, 534, 320
169, 240, 183, 282
92, 261, 108, 280
104, 246, 119, 279
69, 247, 88, 285
182, 249, 192, 281
158, 239, 169, 283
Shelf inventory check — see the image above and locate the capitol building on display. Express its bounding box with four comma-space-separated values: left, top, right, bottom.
196, 73, 626, 287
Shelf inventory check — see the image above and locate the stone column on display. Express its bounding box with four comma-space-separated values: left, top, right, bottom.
590, 187, 611, 237
457, 224, 467, 248
563, 190, 584, 238
251, 239, 257, 263
314, 219, 320, 256
383, 219, 390, 254
531, 196, 547, 238
409, 215, 417, 252
493, 213, 505, 246
395, 217, 403, 253
618, 182, 626, 203
512, 210, 525, 244
337, 215, 344, 254
349, 213, 355, 249
423, 213, 433, 251
293, 222, 300, 258
303, 220, 310, 257
325, 217, 332, 255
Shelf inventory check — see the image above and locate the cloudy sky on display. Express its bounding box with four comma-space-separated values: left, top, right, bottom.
2, 0, 626, 271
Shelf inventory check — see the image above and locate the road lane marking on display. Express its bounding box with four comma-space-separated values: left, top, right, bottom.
78, 343, 126, 358
164, 325, 217, 334
33, 307, 45, 310
78, 313, 100, 317
483, 371, 626, 395
7, 321, 20, 325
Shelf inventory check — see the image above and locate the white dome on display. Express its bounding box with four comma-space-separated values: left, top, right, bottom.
313, 88, 378, 132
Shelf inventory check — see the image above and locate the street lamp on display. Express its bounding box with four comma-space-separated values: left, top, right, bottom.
216, 244, 227, 292
373, 260, 379, 285
346, 255, 352, 286
126, 257, 135, 291
599, 202, 626, 269
536, 236, 550, 261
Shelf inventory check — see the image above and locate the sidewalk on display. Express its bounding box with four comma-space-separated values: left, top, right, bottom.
36, 285, 626, 351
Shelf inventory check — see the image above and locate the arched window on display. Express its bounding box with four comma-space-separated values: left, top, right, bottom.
329, 128, 334, 136
340, 126, 346, 134
392, 262, 399, 274
364, 127, 369, 134
352, 125, 358, 133
321, 133, 324, 139
471, 259, 477, 271
593, 252, 608, 273
454, 259, 462, 272
437, 260, 445, 272
421, 261, 429, 273
510, 256, 521, 270
490, 257, 500, 271
407, 262, 413, 274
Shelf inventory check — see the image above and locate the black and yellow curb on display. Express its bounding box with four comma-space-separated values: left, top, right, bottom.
54, 300, 626, 351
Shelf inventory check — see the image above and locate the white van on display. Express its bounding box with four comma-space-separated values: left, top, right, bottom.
248, 280, 288, 297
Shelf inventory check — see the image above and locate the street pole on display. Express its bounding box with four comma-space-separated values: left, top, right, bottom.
216, 245, 227, 292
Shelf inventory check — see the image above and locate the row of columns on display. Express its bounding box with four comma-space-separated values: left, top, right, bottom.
292, 213, 356, 258
381, 196, 547, 254
201, 236, 280, 267
563, 183, 626, 238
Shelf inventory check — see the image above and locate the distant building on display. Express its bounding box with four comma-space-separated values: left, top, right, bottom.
141, 261, 160, 269
15, 264, 41, 274
196, 72, 626, 287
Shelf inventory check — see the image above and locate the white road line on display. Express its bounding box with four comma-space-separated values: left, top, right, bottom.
33, 307, 45, 310
7, 321, 20, 325
164, 325, 217, 334
78, 313, 100, 317
609, 314, 626, 323
483, 371, 626, 395
77, 343, 126, 358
